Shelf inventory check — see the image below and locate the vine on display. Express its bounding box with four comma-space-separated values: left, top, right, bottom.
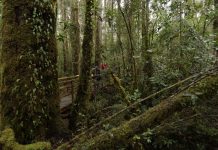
9, 0, 57, 142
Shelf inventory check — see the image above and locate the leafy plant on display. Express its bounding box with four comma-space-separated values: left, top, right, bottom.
128, 89, 141, 102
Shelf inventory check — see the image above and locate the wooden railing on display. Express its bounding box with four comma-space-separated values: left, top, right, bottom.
58, 75, 79, 118
58, 75, 79, 98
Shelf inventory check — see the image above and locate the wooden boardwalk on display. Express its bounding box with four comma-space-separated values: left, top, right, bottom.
58, 75, 79, 115
58, 76, 79, 117
60, 95, 72, 110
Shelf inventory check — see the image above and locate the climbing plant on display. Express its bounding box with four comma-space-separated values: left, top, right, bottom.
1, 0, 61, 143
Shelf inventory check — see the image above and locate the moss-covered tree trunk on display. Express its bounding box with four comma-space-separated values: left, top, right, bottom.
70, 0, 81, 76
214, 0, 218, 66
69, 0, 93, 130
94, 0, 102, 67
61, 0, 68, 75
0, 0, 61, 143
116, 12, 126, 77
141, 0, 153, 96
117, 0, 137, 89
0, 1, 3, 101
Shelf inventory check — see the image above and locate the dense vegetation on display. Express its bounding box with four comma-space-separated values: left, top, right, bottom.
0, 0, 217, 149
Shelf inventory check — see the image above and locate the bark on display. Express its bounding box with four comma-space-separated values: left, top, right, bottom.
0, 2, 3, 95
115, 11, 126, 76
94, 0, 102, 66
103, 0, 108, 51
141, 0, 153, 96
0, 0, 61, 143
61, 0, 67, 74
109, 0, 115, 55
117, 0, 137, 89
70, 73, 218, 149
214, 0, 218, 66
70, 0, 81, 76
69, 0, 94, 130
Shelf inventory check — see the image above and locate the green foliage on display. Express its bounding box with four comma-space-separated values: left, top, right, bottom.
128, 89, 141, 102
141, 128, 154, 144
102, 123, 113, 131
0, 128, 51, 150
128, 77, 218, 149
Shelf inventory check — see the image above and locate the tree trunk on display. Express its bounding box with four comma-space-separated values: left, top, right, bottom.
117, 0, 137, 89
0, 0, 61, 143
214, 0, 218, 66
141, 0, 153, 96
70, 0, 81, 76
94, 0, 102, 66
69, 0, 94, 130
0, 2, 3, 92
116, 16, 126, 76
62, 0, 68, 74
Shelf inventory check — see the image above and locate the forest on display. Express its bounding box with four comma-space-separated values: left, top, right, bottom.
0, 0, 218, 149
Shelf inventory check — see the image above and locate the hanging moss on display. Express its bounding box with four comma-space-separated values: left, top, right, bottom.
1, 0, 62, 143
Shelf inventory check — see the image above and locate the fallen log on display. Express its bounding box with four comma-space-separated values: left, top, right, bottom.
0, 128, 51, 150
66, 73, 218, 149
56, 68, 217, 148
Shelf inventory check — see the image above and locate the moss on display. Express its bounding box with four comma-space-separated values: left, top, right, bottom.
0, 128, 51, 150
69, 0, 94, 130
1, 0, 62, 143
56, 143, 69, 150
214, 0, 218, 62
69, 0, 81, 76
127, 75, 218, 149
135, 104, 218, 149
111, 73, 131, 105
67, 74, 218, 149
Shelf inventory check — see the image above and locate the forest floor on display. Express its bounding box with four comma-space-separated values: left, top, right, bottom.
0, 68, 217, 150
55, 68, 218, 150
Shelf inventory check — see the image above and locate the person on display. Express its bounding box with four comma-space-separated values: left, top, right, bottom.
100, 63, 108, 70
91, 64, 102, 100
91, 64, 101, 81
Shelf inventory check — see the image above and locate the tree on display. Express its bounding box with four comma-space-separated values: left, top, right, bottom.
117, 0, 137, 89
70, 0, 94, 130
141, 0, 153, 96
214, 0, 218, 65
70, 0, 81, 76
94, 0, 103, 67
0, 0, 61, 143
61, 0, 68, 75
